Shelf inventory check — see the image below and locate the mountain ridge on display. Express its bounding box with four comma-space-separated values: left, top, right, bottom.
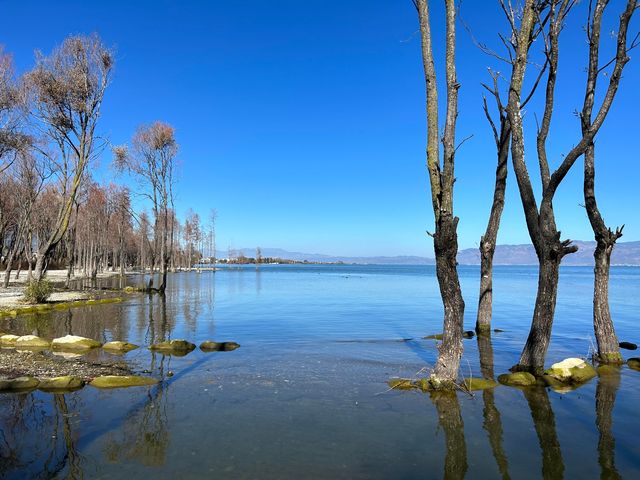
225, 241, 640, 266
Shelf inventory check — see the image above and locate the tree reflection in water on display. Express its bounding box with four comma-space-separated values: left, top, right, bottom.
430, 390, 467, 480
477, 332, 510, 479
596, 368, 621, 480
523, 386, 564, 479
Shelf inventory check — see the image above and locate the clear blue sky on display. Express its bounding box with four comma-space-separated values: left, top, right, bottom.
2, 0, 638, 256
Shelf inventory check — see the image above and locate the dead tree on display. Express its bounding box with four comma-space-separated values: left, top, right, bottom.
26, 34, 113, 280
114, 122, 177, 294
505, 0, 636, 373
414, 0, 466, 387
581, 0, 639, 364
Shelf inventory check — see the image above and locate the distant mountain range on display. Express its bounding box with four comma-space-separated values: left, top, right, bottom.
226, 241, 640, 266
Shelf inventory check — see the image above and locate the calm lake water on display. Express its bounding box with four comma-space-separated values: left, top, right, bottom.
1, 265, 639, 479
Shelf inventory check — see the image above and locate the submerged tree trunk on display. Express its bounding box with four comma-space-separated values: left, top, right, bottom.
514, 245, 562, 374
416, 0, 465, 387
592, 237, 622, 362
477, 119, 510, 333
433, 214, 465, 381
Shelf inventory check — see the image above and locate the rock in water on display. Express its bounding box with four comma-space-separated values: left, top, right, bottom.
462, 331, 475, 339
90, 376, 159, 388
0, 376, 40, 391
463, 378, 498, 390
619, 341, 638, 350
200, 341, 241, 352
627, 358, 640, 371
16, 335, 51, 349
497, 372, 537, 387
149, 339, 196, 354
543, 358, 597, 384
52, 335, 102, 351
38, 376, 84, 392
103, 341, 139, 352
0, 334, 20, 347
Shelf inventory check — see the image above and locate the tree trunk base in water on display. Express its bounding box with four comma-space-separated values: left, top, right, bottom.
594, 352, 623, 365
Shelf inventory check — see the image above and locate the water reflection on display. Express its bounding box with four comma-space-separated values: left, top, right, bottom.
523, 386, 564, 479
103, 383, 170, 467
596, 368, 621, 480
476, 332, 510, 479
430, 391, 467, 479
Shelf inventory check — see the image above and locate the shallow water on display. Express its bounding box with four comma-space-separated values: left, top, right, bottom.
1, 265, 639, 479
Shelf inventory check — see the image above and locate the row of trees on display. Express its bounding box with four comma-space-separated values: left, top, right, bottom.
0, 35, 217, 294
416, 0, 638, 386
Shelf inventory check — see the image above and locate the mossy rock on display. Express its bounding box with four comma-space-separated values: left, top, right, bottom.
424, 333, 443, 340
90, 375, 159, 389
103, 341, 139, 353
543, 358, 597, 384
462, 330, 475, 339
0, 376, 40, 392
38, 376, 84, 392
463, 377, 498, 391
497, 371, 537, 387
16, 335, 51, 349
200, 340, 241, 352
0, 334, 20, 347
52, 335, 102, 351
627, 358, 640, 371
149, 339, 196, 353
597, 365, 621, 376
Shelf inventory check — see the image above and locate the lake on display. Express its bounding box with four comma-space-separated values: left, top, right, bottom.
1, 264, 639, 479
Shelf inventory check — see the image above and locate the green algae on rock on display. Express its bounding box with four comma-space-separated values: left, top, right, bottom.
200, 340, 240, 352
90, 375, 159, 389
423, 333, 443, 340
463, 377, 498, 391
627, 357, 640, 371
542, 358, 597, 392
387, 378, 417, 390
0, 334, 20, 347
0, 376, 40, 392
497, 371, 537, 387
52, 335, 102, 351
38, 376, 84, 392
103, 341, 139, 352
16, 335, 51, 349
149, 339, 196, 354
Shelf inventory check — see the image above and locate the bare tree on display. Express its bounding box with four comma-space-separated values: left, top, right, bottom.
0, 46, 28, 174
25, 34, 113, 280
505, 0, 636, 373
115, 122, 178, 293
415, 0, 465, 387
581, 0, 639, 363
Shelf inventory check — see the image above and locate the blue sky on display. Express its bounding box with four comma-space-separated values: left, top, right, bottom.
2, 0, 638, 256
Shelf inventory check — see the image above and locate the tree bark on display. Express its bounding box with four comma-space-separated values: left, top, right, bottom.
433, 213, 465, 381
513, 246, 561, 374
477, 119, 510, 333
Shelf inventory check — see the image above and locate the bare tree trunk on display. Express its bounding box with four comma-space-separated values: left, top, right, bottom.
477, 120, 510, 333
514, 248, 561, 374
580, 2, 624, 364
592, 239, 621, 362
433, 214, 465, 381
